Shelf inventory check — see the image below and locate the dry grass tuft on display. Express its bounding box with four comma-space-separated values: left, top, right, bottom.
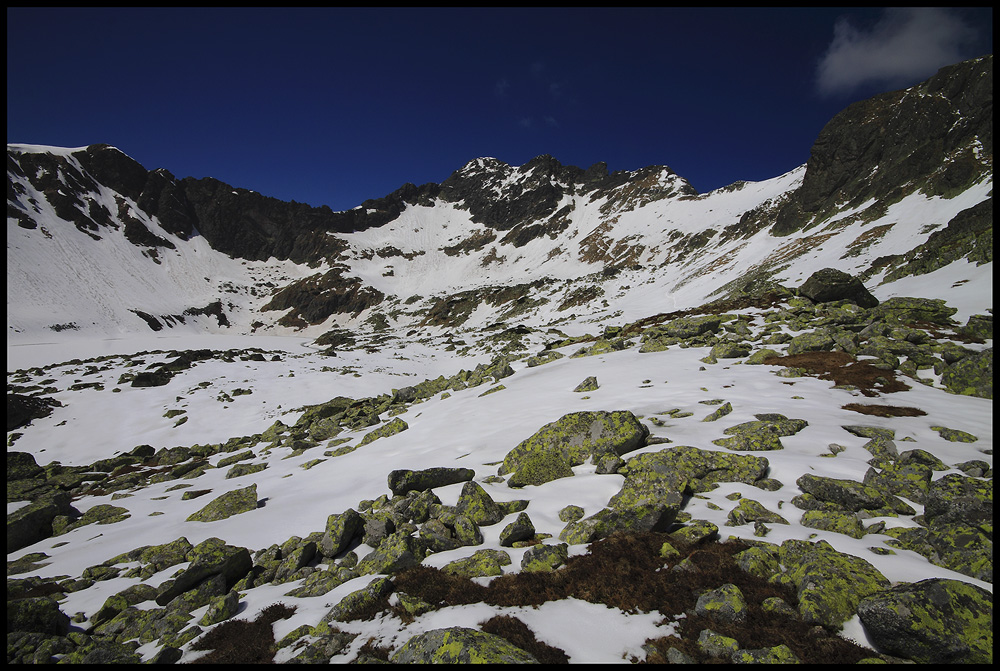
766, 351, 910, 397
190, 602, 296, 664
478, 614, 570, 663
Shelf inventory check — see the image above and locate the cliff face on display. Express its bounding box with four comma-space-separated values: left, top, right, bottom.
773, 55, 992, 236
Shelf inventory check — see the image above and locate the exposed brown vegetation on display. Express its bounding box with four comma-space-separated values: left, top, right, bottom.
190, 602, 296, 664
842, 403, 927, 417
392, 532, 875, 664
478, 614, 570, 663
765, 351, 910, 397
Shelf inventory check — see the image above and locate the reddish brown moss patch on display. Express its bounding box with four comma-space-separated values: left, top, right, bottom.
842, 403, 927, 417
765, 351, 910, 397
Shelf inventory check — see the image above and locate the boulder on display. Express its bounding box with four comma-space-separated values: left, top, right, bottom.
358, 417, 408, 446
186, 484, 258, 523
520, 543, 569, 572
442, 549, 512, 578
7, 451, 44, 480
695, 583, 748, 624
922, 473, 991, 528
499, 411, 648, 487
794, 473, 913, 514
940, 347, 992, 399
857, 578, 992, 663
323, 576, 393, 623
869, 296, 957, 325
455, 481, 507, 525
778, 539, 890, 628
7, 489, 79, 552
391, 627, 538, 664
319, 508, 365, 558
499, 512, 535, 547
559, 503, 677, 545
387, 467, 475, 496
154, 538, 252, 606
620, 445, 771, 494
798, 268, 878, 307
6, 597, 70, 635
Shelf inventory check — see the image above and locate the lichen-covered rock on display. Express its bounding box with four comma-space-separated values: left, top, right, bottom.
186, 483, 257, 523
387, 467, 475, 496
930, 425, 979, 442
499, 512, 535, 547
323, 576, 393, 623
697, 629, 740, 658
499, 410, 648, 486
940, 348, 992, 398
154, 537, 252, 606
870, 296, 957, 325
798, 268, 878, 308
620, 445, 771, 494
573, 375, 599, 392
922, 473, 992, 528
505, 449, 575, 487
778, 539, 890, 628
671, 519, 720, 544
558, 505, 585, 523
456, 481, 508, 525
661, 315, 726, 338
198, 590, 240, 626
7, 597, 70, 636
857, 578, 992, 663
862, 462, 933, 503
391, 627, 538, 664
712, 415, 807, 452
358, 417, 408, 446
799, 509, 867, 538
442, 549, 512, 578
319, 508, 364, 558
744, 348, 782, 364
559, 503, 677, 545
357, 531, 425, 575
786, 330, 837, 356
726, 498, 789, 526
710, 342, 751, 359
8, 489, 79, 552
701, 401, 733, 422
520, 543, 569, 572
732, 644, 802, 664
695, 583, 748, 624
794, 473, 914, 514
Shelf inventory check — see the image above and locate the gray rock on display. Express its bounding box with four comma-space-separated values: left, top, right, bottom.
857, 578, 992, 663
387, 467, 475, 496
695, 583, 748, 624
391, 626, 538, 664
798, 268, 878, 307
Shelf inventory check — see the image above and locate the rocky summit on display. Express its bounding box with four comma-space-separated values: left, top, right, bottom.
6, 56, 993, 664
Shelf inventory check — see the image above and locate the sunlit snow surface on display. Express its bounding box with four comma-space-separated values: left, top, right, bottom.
6, 287, 991, 662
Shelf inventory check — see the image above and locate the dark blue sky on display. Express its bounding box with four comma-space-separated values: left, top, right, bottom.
7, 7, 992, 212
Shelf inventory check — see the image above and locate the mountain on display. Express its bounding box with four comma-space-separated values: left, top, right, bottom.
8, 56, 992, 348
6, 56, 993, 665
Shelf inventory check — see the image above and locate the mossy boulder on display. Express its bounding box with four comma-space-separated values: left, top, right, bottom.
661, 314, 726, 338
726, 498, 789, 526
387, 467, 475, 496
799, 509, 868, 538
620, 445, 771, 494
356, 531, 425, 575
186, 484, 258, 522
505, 449, 575, 487
391, 626, 538, 664
520, 543, 569, 572
798, 268, 878, 307
442, 549, 512, 579
573, 375, 599, 392
559, 503, 677, 545
857, 578, 992, 663
323, 576, 393, 623
695, 583, 748, 624
358, 417, 408, 446
940, 348, 992, 399
499, 512, 535, 547
499, 411, 648, 487
786, 330, 836, 356
7, 597, 70, 635
455, 481, 508, 525
154, 538, 252, 606
794, 473, 914, 514
922, 473, 992, 528
319, 508, 364, 558
778, 539, 890, 628
712, 415, 807, 452
869, 296, 957, 326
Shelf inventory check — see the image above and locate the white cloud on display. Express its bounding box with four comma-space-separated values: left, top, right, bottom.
816, 8, 980, 97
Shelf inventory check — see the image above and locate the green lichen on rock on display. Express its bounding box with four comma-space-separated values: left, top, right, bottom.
857, 578, 992, 664
442, 549, 512, 578
930, 425, 979, 442
940, 348, 992, 398
520, 543, 569, 572
559, 503, 677, 545
499, 410, 648, 486
744, 348, 782, 364
506, 449, 575, 488
778, 539, 890, 629
701, 402, 733, 422
323, 576, 393, 623
573, 375, 599, 392
185, 484, 257, 523
695, 583, 748, 624
799, 509, 868, 538
794, 473, 913, 515
726, 499, 789, 526
391, 627, 538, 664
358, 417, 408, 446
869, 296, 957, 326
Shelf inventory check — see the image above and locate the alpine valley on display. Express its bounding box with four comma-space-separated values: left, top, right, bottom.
6, 56, 992, 664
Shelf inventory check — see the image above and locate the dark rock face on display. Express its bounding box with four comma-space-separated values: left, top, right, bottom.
7, 394, 63, 431
774, 55, 992, 236
798, 268, 878, 307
